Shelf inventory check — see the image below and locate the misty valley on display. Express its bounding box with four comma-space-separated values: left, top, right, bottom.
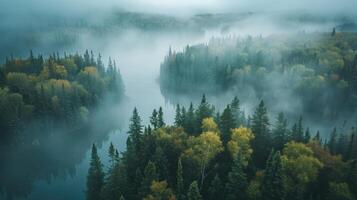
1, 2, 357, 200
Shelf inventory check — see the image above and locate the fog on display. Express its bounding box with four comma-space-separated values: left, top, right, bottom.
0, 0, 356, 199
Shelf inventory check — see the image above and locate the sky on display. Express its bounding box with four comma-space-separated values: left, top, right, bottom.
1, 0, 357, 17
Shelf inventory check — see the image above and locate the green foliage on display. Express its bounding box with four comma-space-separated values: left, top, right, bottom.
326, 182, 355, 200
261, 151, 285, 200
86, 144, 104, 200
225, 153, 247, 200
0, 51, 124, 138
187, 181, 202, 200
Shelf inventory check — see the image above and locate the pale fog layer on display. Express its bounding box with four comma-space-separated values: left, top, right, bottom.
0, 2, 356, 199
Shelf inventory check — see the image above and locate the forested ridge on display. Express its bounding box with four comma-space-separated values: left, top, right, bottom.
87, 95, 357, 200
0, 50, 124, 139
160, 32, 357, 121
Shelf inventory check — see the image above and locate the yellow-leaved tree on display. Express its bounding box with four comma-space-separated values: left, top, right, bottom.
227, 126, 255, 166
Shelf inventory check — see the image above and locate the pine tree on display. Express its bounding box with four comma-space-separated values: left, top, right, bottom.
176, 158, 185, 200
251, 100, 271, 168
208, 175, 223, 200
348, 160, 357, 197
219, 105, 235, 143
140, 161, 158, 198
187, 181, 202, 200
328, 127, 338, 155
128, 107, 143, 154
158, 107, 165, 128
152, 146, 169, 180
86, 144, 104, 200
231, 96, 243, 126
184, 103, 196, 135
261, 151, 285, 200
273, 112, 288, 150
225, 153, 247, 200
196, 94, 213, 133
296, 116, 304, 142
304, 128, 311, 143
175, 104, 182, 126
150, 109, 158, 129
109, 142, 116, 168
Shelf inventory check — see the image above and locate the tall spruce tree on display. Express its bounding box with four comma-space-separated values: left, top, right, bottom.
158, 107, 165, 128
195, 94, 213, 133
225, 153, 247, 200
261, 151, 285, 200
175, 104, 182, 126
251, 100, 271, 168
328, 128, 338, 155
86, 144, 104, 200
140, 161, 158, 198
273, 112, 288, 150
219, 105, 235, 143
150, 109, 158, 129
187, 181, 202, 200
176, 158, 185, 200
208, 175, 223, 200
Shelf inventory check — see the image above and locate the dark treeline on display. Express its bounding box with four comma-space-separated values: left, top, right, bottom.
160, 32, 357, 121
0, 50, 124, 139
87, 95, 357, 200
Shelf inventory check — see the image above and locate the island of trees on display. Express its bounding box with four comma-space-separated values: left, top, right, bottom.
87, 95, 357, 200
0, 50, 124, 140
160, 32, 357, 121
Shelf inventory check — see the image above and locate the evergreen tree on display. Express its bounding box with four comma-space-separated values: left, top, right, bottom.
184, 103, 196, 135
150, 109, 158, 129
140, 161, 158, 198
176, 158, 185, 200
251, 100, 271, 168
296, 116, 304, 142
86, 144, 104, 200
158, 107, 165, 128
175, 104, 182, 126
109, 142, 116, 168
128, 108, 143, 154
261, 151, 285, 200
328, 127, 338, 155
348, 160, 357, 197
231, 96, 243, 126
273, 112, 288, 150
195, 94, 213, 133
225, 153, 247, 200
152, 146, 169, 180
187, 181, 202, 200
219, 105, 235, 143
304, 128, 311, 143
208, 175, 223, 200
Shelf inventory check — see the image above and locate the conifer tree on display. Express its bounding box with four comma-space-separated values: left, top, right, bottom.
328, 128, 338, 154
150, 109, 158, 129
140, 161, 158, 198
152, 146, 169, 180
208, 175, 223, 200
86, 144, 104, 200
231, 96, 243, 126
176, 158, 185, 200
219, 105, 235, 143
261, 151, 285, 200
158, 107, 165, 128
251, 100, 271, 168
273, 112, 288, 150
175, 104, 182, 126
195, 94, 213, 133
184, 103, 196, 135
187, 181, 202, 200
225, 153, 247, 200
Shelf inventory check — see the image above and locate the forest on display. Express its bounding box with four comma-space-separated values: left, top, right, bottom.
0, 50, 124, 140
87, 95, 357, 200
160, 32, 357, 122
